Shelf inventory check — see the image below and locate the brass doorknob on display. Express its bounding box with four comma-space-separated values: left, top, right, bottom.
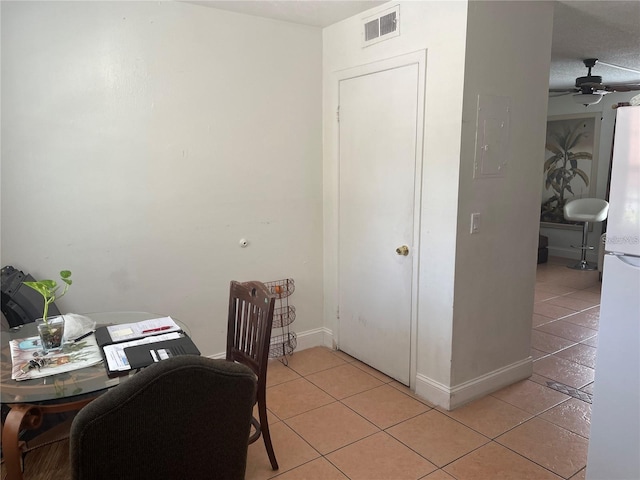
396, 245, 409, 256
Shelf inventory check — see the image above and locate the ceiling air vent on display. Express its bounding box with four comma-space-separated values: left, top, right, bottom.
362, 5, 399, 47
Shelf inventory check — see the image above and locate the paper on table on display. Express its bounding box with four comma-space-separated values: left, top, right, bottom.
105, 316, 180, 343
10, 335, 103, 381
103, 332, 183, 372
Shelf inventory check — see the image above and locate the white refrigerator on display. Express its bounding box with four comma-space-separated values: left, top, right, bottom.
586, 106, 640, 480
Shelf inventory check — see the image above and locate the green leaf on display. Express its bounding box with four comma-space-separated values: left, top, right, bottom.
544, 155, 560, 171
568, 152, 593, 161
574, 169, 589, 186
23, 282, 49, 297
545, 143, 562, 155
40, 280, 57, 289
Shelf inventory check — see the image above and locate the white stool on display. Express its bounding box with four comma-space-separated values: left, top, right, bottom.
563, 198, 609, 270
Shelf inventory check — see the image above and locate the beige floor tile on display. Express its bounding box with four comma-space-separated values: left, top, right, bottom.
285, 347, 346, 376
327, 431, 437, 480
545, 294, 596, 312
306, 363, 384, 400
532, 313, 554, 328
584, 284, 602, 294
564, 289, 601, 305
266, 358, 301, 387
563, 307, 600, 330
342, 384, 430, 429
580, 382, 595, 395
569, 467, 587, 480
285, 401, 379, 454
528, 372, 554, 386
332, 349, 357, 363
534, 290, 560, 302
531, 329, 575, 354
272, 458, 349, 480
350, 359, 394, 383
389, 381, 437, 407
387, 410, 489, 468
439, 395, 532, 438
496, 417, 589, 478
539, 266, 599, 290
266, 378, 335, 419
536, 320, 597, 343
444, 442, 563, 480
534, 302, 576, 319
245, 422, 320, 480
253, 403, 281, 423
558, 272, 600, 290
533, 355, 595, 389
420, 470, 456, 479
539, 398, 592, 438
491, 379, 569, 415
534, 282, 576, 295
555, 343, 597, 369
531, 348, 550, 360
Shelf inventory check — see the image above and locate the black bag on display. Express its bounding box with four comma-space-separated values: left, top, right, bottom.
1, 265, 61, 328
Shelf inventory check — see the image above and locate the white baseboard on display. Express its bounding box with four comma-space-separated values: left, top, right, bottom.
212, 327, 530, 411
209, 327, 334, 359
296, 327, 334, 350
415, 357, 533, 410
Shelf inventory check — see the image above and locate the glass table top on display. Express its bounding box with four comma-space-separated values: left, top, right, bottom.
1, 312, 186, 404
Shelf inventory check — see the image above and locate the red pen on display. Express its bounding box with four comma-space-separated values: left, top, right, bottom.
142, 326, 171, 334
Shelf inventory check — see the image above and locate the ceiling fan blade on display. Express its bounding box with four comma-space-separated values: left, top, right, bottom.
549, 91, 573, 97
601, 83, 640, 92
596, 61, 640, 75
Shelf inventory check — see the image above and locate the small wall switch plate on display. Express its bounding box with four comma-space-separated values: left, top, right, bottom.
470, 213, 481, 234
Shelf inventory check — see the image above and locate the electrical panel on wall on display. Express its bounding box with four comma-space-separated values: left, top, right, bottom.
473, 94, 511, 179
362, 5, 400, 47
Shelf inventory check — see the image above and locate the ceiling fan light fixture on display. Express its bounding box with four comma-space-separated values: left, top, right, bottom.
573, 92, 603, 106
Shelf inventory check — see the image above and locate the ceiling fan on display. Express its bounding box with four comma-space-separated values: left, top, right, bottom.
549, 58, 640, 106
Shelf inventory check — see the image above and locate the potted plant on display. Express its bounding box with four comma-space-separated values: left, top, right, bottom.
23, 270, 72, 352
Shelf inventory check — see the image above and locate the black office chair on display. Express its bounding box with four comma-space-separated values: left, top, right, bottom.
69, 356, 257, 480
226, 280, 278, 470
1, 265, 62, 329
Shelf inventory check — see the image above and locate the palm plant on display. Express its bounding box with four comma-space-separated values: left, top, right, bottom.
541, 122, 592, 223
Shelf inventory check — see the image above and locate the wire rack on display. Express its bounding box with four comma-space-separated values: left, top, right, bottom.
264, 278, 296, 364
264, 278, 295, 298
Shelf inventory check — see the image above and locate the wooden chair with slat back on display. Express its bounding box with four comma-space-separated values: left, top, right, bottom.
226, 281, 278, 470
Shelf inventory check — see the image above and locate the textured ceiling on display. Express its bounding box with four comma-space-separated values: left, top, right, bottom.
550, 1, 640, 90
187, 1, 640, 90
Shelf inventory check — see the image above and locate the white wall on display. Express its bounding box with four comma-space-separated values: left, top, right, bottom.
543, 91, 638, 261
1, 1, 324, 356
451, 0, 553, 390
324, 1, 554, 408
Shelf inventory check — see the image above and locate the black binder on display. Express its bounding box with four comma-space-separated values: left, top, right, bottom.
124, 337, 201, 369
95, 323, 200, 376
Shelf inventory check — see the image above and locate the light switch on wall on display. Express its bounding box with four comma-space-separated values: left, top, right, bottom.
471, 213, 481, 234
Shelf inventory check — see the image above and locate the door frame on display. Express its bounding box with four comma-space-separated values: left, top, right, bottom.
333, 50, 426, 389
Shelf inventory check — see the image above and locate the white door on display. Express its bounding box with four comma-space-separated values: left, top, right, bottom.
338, 53, 424, 385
